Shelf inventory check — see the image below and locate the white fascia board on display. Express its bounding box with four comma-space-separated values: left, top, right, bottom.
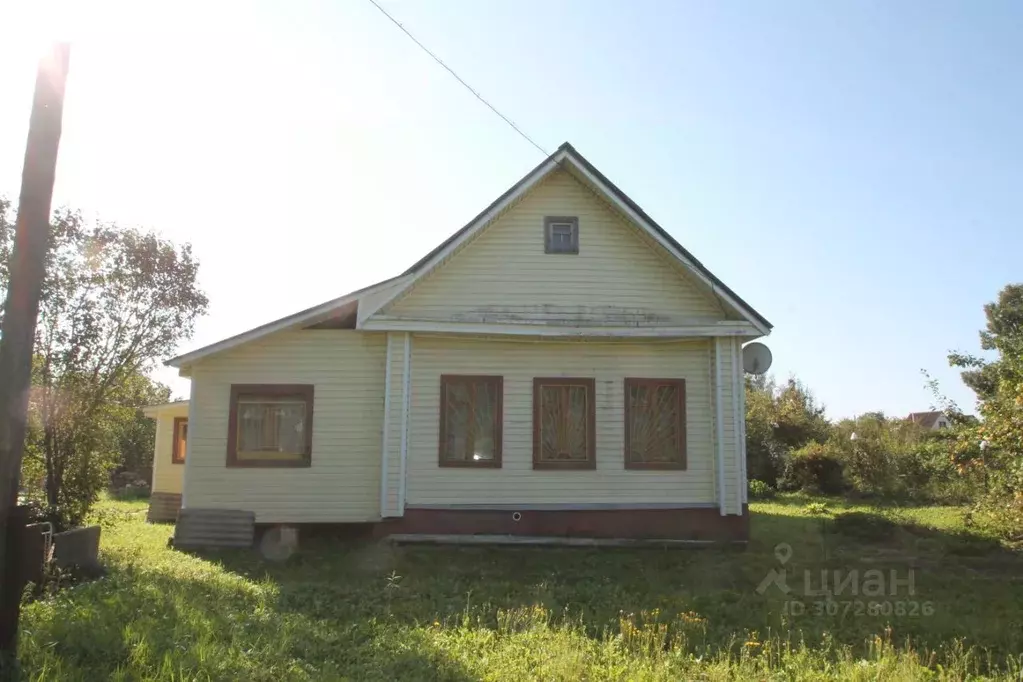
356, 275, 414, 327
358, 156, 562, 323
167, 277, 405, 371
360, 149, 769, 336
141, 399, 190, 417
562, 155, 771, 337
361, 317, 760, 338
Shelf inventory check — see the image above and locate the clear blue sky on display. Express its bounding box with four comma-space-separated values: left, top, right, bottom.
2, 0, 1020, 418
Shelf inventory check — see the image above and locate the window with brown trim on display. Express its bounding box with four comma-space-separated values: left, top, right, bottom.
172, 417, 188, 464
624, 378, 686, 470
544, 216, 579, 254
227, 384, 314, 467
439, 375, 503, 467
533, 378, 596, 469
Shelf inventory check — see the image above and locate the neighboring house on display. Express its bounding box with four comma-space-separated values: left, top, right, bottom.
142, 400, 188, 521
908, 411, 951, 430
145, 142, 772, 541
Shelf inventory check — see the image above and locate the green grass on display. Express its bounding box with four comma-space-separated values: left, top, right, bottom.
15, 495, 1023, 681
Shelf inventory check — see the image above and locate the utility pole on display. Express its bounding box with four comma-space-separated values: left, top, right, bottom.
0, 42, 71, 668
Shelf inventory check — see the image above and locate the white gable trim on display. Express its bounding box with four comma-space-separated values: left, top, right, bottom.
166, 275, 411, 371
361, 317, 760, 338
565, 155, 770, 337
356, 155, 561, 326
360, 148, 770, 336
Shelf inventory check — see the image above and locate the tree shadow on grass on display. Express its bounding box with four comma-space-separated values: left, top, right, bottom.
175, 508, 1023, 675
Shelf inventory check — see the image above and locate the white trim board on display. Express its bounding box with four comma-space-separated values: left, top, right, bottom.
165, 275, 410, 372
362, 318, 760, 338
362, 146, 771, 336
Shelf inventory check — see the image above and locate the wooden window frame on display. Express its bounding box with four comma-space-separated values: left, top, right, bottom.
227, 384, 314, 468
172, 417, 188, 464
624, 378, 687, 470
543, 216, 579, 254
438, 375, 503, 468
532, 377, 596, 470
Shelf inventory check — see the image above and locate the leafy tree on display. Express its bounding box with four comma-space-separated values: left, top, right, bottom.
114, 373, 172, 477
955, 285, 1023, 537
745, 375, 831, 487
1, 200, 207, 527
949, 284, 1023, 402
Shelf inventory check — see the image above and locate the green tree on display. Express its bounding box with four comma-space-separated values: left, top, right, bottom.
745, 375, 832, 487
949, 284, 1023, 402
1, 200, 207, 527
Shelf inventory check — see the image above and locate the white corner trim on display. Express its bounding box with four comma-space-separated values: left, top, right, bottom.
398, 332, 412, 514
714, 338, 726, 516
738, 342, 749, 505
731, 337, 744, 513
379, 333, 394, 518
362, 317, 760, 338
181, 379, 196, 509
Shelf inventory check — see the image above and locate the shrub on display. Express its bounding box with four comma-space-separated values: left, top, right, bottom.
781, 442, 845, 495
747, 479, 775, 500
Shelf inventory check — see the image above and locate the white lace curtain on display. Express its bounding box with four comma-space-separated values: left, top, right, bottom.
238, 401, 306, 453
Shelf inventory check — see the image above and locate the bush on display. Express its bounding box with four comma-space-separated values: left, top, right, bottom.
747, 479, 775, 500
781, 442, 845, 495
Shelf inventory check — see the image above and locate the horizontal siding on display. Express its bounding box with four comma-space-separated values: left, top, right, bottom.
386, 170, 728, 326
186, 330, 386, 523
405, 335, 716, 506
152, 405, 187, 495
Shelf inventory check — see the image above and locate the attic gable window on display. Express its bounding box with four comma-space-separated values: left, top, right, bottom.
544, 216, 579, 254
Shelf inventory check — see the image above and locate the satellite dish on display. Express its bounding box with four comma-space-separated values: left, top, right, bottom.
742, 342, 773, 375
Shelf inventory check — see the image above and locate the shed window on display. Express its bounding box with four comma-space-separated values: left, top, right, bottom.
533, 378, 595, 469
544, 216, 579, 254
227, 384, 314, 467
439, 375, 503, 467
172, 417, 188, 464
624, 379, 686, 469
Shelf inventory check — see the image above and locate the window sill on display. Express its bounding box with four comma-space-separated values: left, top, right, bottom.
532, 460, 596, 471
625, 461, 687, 471
439, 459, 502, 468
227, 457, 311, 469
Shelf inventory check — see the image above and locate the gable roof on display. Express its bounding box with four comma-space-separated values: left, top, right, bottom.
908, 411, 944, 428
167, 142, 771, 370
390, 142, 772, 332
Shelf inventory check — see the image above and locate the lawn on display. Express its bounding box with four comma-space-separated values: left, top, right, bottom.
15, 496, 1023, 681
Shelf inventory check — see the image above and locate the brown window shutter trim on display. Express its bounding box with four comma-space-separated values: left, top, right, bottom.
623, 378, 687, 470
532, 377, 596, 470
438, 375, 503, 468
172, 416, 187, 464
226, 384, 314, 468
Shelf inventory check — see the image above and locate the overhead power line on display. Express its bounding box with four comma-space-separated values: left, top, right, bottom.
365, 0, 550, 158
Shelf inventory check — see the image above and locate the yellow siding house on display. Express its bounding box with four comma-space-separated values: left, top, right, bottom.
151, 143, 771, 541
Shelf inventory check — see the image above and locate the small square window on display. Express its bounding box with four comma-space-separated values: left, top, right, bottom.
544, 216, 579, 254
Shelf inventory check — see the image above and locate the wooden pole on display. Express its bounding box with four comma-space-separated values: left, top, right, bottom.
0, 42, 71, 666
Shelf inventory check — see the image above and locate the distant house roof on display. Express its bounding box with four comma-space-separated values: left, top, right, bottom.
907, 411, 944, 428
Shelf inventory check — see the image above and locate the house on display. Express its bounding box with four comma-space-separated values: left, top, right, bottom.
907, 411, 951, 430
145, 142, 772, 541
